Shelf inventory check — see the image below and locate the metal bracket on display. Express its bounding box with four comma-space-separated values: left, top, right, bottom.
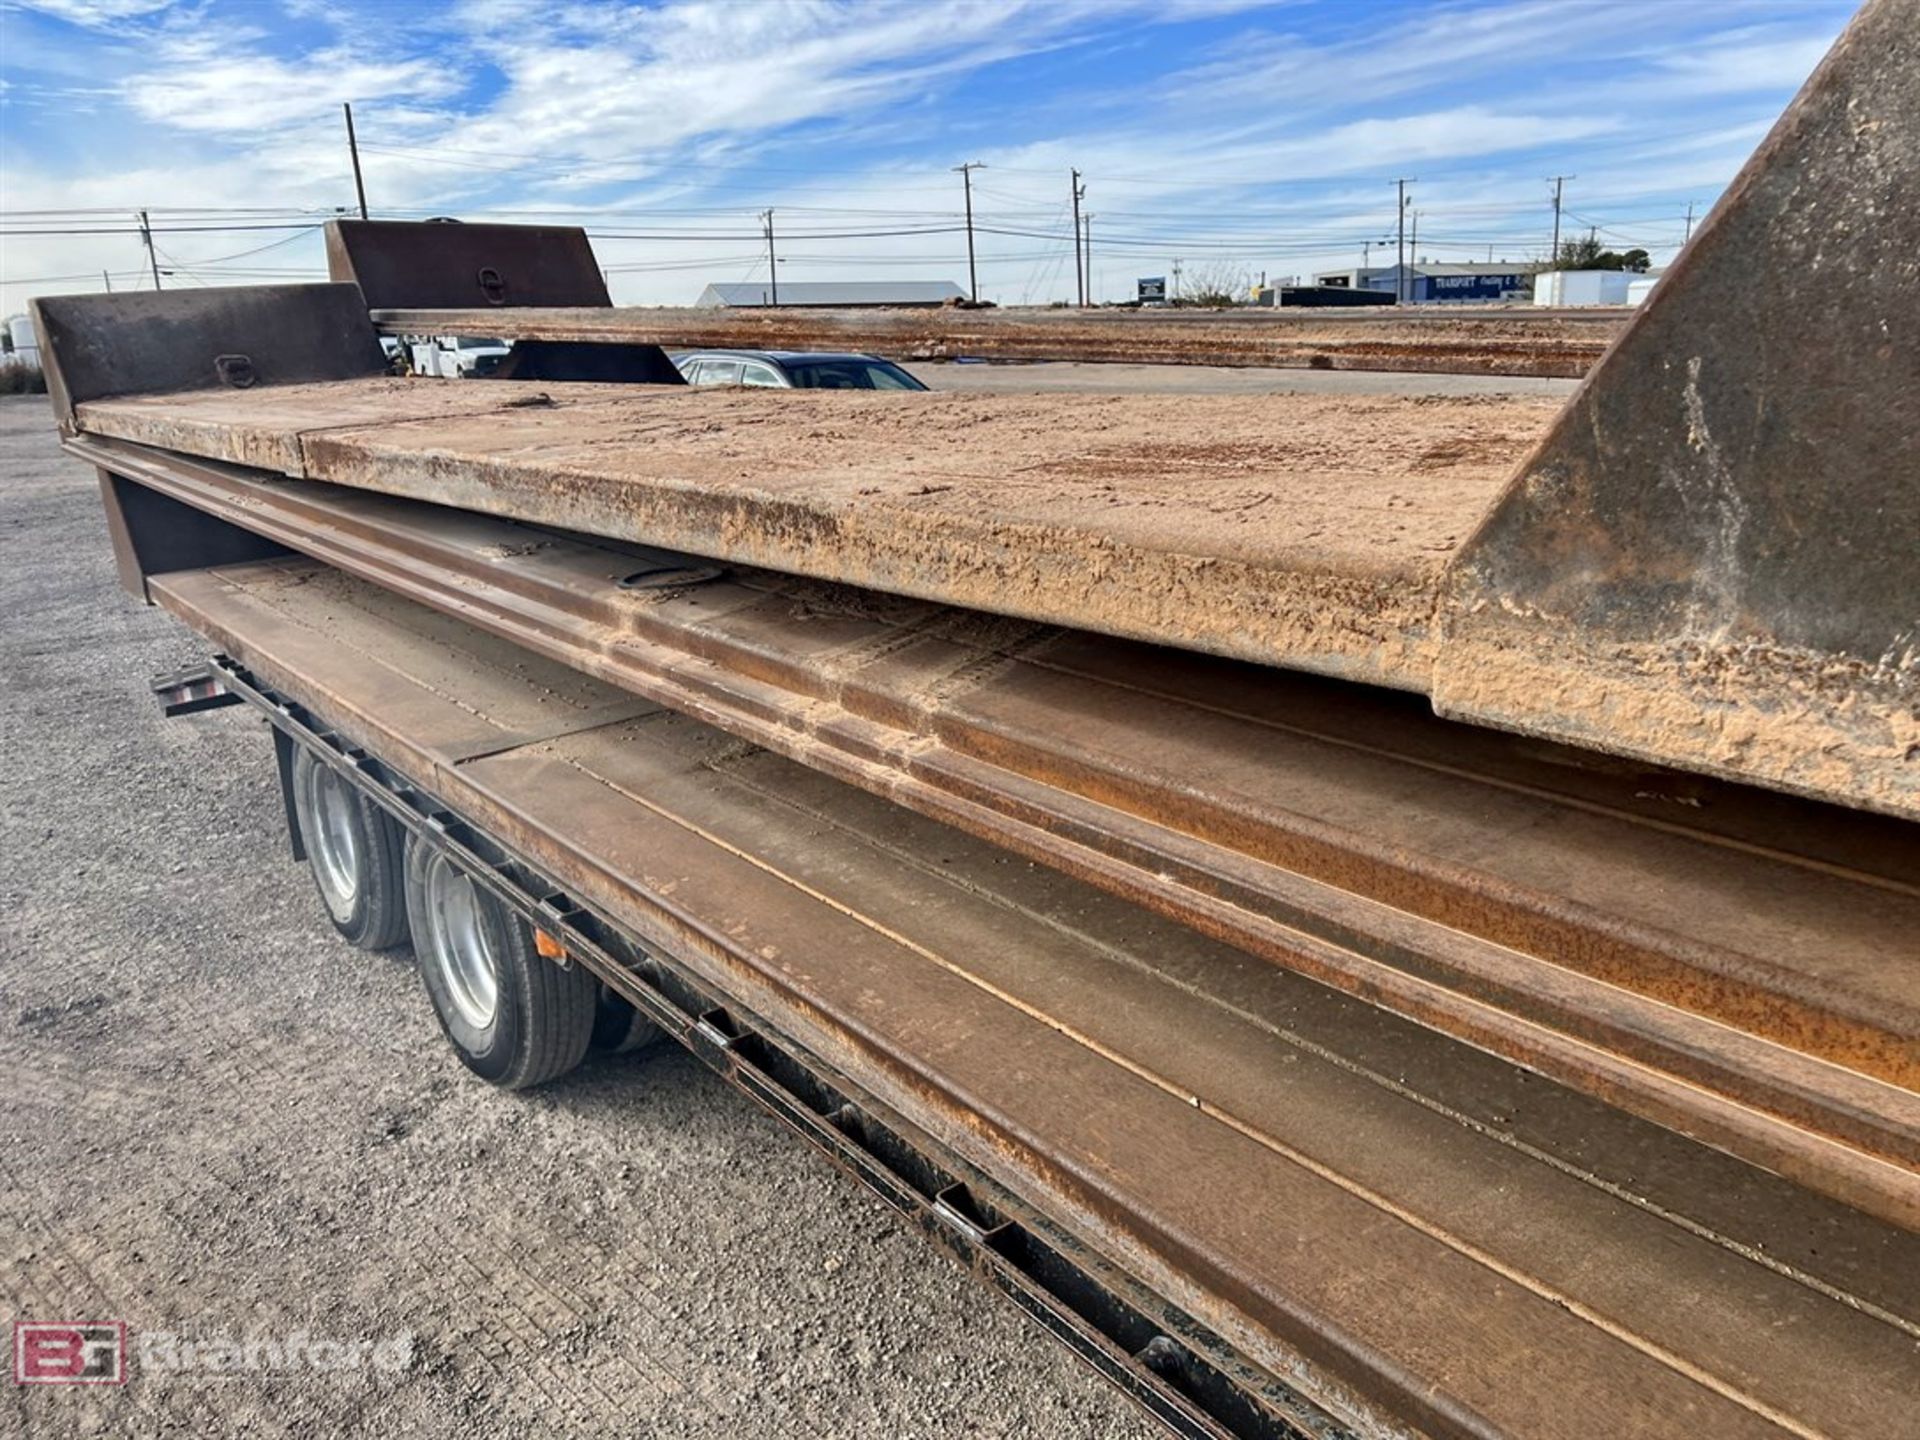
931, 1183, 1012, 1249
213, 353, 257, 389
150, 665, 241, 717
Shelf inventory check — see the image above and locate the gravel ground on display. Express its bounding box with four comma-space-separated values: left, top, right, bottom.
0, 394, 1160, 1440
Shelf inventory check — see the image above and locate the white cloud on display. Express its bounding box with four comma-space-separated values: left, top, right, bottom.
0, 0, 1856, 314
126, 29, 464, 132
1643, 32, 1831, 95
432, 0, 1103, 177
1167, 0, 1629, 110
14, 0, 175, 25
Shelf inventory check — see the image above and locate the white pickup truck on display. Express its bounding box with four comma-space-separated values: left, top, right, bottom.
407, 334, 510, 379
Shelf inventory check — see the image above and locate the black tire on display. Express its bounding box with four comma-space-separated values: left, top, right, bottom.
591, 985, 667, 1055
290, 747, 409, 951
404, 836, 597, 1089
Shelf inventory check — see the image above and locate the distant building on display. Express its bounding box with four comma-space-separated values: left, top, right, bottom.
2, 314, 37, 366
1311, 262, 1543, 305
1626, 271, 1664, 307
1533, 269, 1640, 307
695, 280, 967, 309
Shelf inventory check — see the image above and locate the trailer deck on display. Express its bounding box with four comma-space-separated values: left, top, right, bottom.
147, 552, 1920, 1440
74, 377, 1558, 692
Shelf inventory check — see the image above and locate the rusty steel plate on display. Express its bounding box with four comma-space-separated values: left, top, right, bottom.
78, 434, 1920, 1228
364, 296, 1618, 377
148, 554, 1920, 1440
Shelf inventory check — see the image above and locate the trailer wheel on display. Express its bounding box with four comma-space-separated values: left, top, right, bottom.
404, 838, 597, 1089
291, 748, 409, 950
592, 986, 666, 1055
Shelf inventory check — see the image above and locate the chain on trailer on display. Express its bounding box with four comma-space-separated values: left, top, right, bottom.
150, 659, 1351, 1440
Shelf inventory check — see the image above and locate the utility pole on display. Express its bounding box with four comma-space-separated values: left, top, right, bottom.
1409, 209, 1420, 266
1684, 201, 1696, 244
102, 270, 112, 293
1172, 257, 1183, 302
1082, 213, 1093, 305
1392, 179, 1413, 304
138, 209, 162, 290
343, 103, 369, 220
762, 209, 778, 306
954, 162, 984, 303
1070, 169, 1086, 307
1548, 174, 1573, 263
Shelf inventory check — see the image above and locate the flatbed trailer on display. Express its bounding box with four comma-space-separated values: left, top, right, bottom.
22, 4, 1919, 1433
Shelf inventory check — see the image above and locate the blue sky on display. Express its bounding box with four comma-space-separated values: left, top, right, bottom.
0, 0, 1857, 312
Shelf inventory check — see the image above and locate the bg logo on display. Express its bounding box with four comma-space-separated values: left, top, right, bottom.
12, 1322, 128, 1385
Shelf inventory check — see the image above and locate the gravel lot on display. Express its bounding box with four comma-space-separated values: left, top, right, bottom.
0, 395, 1159, 1439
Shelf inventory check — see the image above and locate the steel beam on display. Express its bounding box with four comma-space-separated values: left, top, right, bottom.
362, 299, 1619, 377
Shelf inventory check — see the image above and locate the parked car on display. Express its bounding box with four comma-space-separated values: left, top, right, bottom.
673, 349, 928, 391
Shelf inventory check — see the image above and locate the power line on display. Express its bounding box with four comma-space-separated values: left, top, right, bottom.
0, 197, 1706, 246
0, 196, 1703, 226
0, 268, 152, 287
0, 222, 331, 236
0, 218, 970, 240
0, 179, 1705, 308
588, 223, 966, 241
166, 227, 326, 266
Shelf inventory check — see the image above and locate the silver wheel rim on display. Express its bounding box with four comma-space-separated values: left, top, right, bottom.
303, 762, 362, 921
422, 855, 499, 1031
